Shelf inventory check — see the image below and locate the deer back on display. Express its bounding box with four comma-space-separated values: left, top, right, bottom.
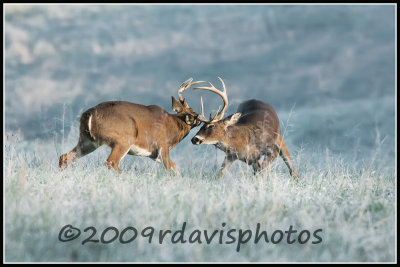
84, 101, 187, 149
234, 99, 281, 138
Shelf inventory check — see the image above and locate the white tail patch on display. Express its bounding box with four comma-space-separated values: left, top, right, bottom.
88, 114, 95, 140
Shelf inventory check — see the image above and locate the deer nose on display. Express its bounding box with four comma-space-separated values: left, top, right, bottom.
191, 136, 202, 145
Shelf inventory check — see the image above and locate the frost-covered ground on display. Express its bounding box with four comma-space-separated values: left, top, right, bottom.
4, 4, 396, 263
4, 100, 396, 262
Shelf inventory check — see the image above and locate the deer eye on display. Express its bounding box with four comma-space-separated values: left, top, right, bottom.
207, 124, 215, 129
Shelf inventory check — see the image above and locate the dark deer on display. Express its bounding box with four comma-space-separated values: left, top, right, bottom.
59, 78, 205, 174
191, 77, 299, 178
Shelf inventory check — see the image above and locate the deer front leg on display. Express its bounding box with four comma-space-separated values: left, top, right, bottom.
160, 147, 180, 175
169, 159, 181, 176
220, 154, 235, 177
106, 143, 130, 174
252, 157, 263, 175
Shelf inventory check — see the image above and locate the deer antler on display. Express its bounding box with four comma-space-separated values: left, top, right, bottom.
178, 78, 206, 103
194, 77, 228, 123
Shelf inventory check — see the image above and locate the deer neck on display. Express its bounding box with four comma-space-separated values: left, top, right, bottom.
219, 125, 245, 153
170, 114, 192, 142
209, 126, 231, 152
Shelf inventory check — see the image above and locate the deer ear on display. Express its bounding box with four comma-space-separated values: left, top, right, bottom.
224, 112, 241, 127
172, 96, 183, 113
181, 98, 189, 108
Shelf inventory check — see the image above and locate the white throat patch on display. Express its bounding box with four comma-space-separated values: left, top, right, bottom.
202, 139, 219, 145
215, 141, 228, 150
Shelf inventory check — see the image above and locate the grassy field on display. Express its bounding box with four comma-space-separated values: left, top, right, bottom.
4, 130, 396, 262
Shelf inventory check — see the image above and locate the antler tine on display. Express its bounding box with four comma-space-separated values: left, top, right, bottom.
178, 78, 206, 102
197, 96, 209, 122
193, 77, 228, 122
178, 78, 193, 102
209, 105, 222, 122
179, 77, 193, 88
215, 77, 228, 120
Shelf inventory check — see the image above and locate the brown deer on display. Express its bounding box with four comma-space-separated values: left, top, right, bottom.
59, 78, 205, 174
191, 77, 300, 178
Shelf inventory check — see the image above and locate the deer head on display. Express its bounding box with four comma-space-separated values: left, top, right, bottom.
171, 78, 206, 127
190, 77, 242, 145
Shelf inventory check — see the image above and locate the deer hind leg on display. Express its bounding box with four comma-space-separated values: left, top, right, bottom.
275, 136, 300, 179
254, 147, 279, 175
261, 147, 279, 172
106, 143, 131, 174
59, 135, 99, 169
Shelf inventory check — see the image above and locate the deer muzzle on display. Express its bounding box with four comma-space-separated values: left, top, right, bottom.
191, 135, 204, 145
